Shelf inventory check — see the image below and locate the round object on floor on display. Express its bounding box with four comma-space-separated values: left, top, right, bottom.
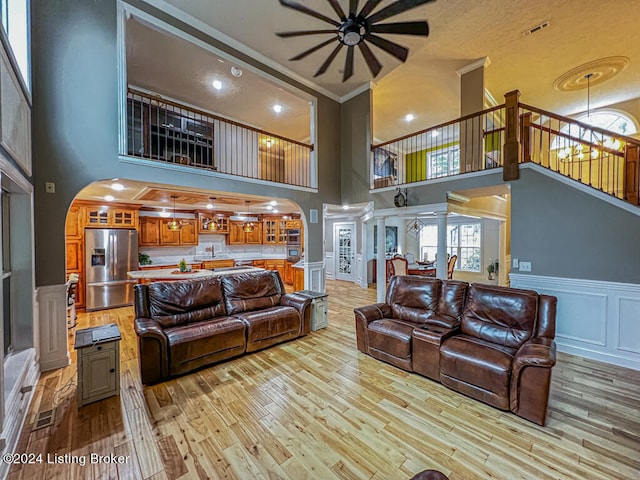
410, 470, 449, 480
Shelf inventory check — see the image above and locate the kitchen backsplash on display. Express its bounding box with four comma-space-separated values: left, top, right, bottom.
139, 234, 287, 265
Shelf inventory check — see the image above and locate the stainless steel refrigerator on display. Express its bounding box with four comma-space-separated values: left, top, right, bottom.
85, 228, 138, 311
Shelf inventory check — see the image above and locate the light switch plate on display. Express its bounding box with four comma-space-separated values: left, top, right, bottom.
520, 261, 532, 272
512, 258, 519, 268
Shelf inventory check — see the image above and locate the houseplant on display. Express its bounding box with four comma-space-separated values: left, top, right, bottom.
178, 258, 188, 272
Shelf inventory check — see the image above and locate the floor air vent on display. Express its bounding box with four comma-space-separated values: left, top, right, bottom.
33, 408, 56, 430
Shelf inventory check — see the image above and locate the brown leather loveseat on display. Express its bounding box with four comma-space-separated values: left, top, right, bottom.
354, 275, 557, 425
134, 270, 311, 385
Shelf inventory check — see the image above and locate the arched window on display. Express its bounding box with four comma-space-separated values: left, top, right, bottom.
551, 110, 638, 160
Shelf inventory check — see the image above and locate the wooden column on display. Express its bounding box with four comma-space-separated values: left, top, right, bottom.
624, 143, 640, 205
503, 90, 521, 181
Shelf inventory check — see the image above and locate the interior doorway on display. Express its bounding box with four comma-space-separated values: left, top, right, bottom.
333, 222, 355, 282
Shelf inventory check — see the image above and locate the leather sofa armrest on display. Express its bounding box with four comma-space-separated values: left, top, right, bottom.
134, 318, 169, 385
281, 293, 312, 336
510, 337, 557, 425
353, 303, 391, 326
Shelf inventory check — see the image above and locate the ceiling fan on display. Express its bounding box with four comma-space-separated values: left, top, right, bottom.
276, 0, 434, 82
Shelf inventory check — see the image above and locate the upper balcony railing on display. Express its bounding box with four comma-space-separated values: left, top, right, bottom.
371, 94, 640, 208
519, 103, 640, 205
125, 89, 314, 188
371, 105, 506, 189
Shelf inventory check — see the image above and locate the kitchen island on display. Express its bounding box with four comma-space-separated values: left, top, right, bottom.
127, 266, 263, 284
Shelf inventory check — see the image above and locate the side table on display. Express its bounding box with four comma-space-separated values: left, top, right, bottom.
296, 290, 328, 331
74, 323, 121, 406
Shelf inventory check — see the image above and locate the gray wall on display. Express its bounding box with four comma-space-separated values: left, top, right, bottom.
31, 0, 342, 286
340, 89, 372, 204
511, 168, 640, 283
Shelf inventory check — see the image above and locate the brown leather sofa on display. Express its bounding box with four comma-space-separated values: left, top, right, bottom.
134, 270, 311, 385
354, 275, 557, 425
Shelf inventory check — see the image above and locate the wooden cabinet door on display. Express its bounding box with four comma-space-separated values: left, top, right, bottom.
111, 208, 138, 228
86, 207, 109, 227
66, 239, 83, 271
277, 219, 287, 244
245, 222, 263, 244
228, 222, 246, 245
180, 219, 198, 245
263, 219, 278, 244
284, 261, 294, 285
160, 224, 180, 245
285, 219, 302, 229
139, 217, 161, 246
66, 205, 84, 238
216, 217, 229, 234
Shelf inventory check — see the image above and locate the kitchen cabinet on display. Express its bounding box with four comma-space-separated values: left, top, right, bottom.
285, 261, 294, 285
140, 217, 198, 246
201, 259, 235, 269
66, 205, 84, 238
228, 221, 263, 245
85, 205, 138, 228
285, 219, 302, 229
253, 259, 265, 268
66, 239, 83, 272
263, 217, 287, 244
198, 213, 229, 234
265, 259, 285, 279
293, 266, 304, 291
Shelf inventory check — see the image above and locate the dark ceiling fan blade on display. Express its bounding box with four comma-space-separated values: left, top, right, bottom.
366, 0, 436, 25
327, 0, 347, 21
277, 29, 337, 38
279, 0, 341, 27
343, 46, 355, 82
290, 37, 336, 61
365, 34, 409, 62
358, 41, 382, 77
314, 43, 344, 77
349, 0, 359, 17
358, 0, 383, 19
370, 21, 429, 36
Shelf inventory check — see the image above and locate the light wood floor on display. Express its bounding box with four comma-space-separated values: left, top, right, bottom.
8, 280, 640, 480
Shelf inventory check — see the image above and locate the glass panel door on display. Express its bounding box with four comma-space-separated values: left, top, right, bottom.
335, 223, 355, 281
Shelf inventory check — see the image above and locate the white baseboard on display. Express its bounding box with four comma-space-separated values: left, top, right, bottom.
510, 273, 640, 371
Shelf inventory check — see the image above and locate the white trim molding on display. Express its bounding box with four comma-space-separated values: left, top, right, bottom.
510, 273, 640, 371
35, 284, 70, 372
305, 260, 325, 293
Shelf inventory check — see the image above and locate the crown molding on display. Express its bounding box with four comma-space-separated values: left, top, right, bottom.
340, 81, 377, 103
136, 0, 341, 102
456, 56, 491, 77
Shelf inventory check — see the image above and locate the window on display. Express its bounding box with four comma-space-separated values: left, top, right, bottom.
428, 145, 459, 178
419, 222, 481, 272
1, 0, 30, 90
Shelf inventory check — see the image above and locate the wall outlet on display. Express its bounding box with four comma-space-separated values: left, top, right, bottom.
512, 258, 519, 269
519, 261, 532, 272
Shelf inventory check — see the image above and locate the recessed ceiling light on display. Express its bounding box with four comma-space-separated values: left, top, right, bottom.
110, 183, 124, 191
206, 203, 214, 209
269, 200, 277, 206
212, 80, 222, 90
266, 205, 274, 211
231, 66, 243, 77
405, 114, 414, 122
104, 195, 115, 202
273, 104, 283, 113
272, 209, 278, 214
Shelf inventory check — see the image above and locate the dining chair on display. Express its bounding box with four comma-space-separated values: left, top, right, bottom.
447, 254, 457, 279
389, 256, 409, 276
404, 252, 415, 265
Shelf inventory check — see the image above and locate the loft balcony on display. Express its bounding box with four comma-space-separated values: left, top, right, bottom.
371, 91, 640, 208
123, 89, 315, 189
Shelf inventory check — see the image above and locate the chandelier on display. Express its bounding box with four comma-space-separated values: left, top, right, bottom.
203, 197, 219, 231
406, 216, 426, 238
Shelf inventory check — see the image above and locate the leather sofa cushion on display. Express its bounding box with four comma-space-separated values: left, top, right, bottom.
235, 305, 300, 352
368, 319, 413, 359
222, 270, 284, 315
461, 284, 538, 349
440, 334, 516, 405
165, 316, 246, 375
387, 276, 440, 324
148, 278, 227, 328
436, 281, 468, 325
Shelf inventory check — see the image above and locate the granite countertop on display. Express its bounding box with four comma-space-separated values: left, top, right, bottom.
128, 266, 263, 280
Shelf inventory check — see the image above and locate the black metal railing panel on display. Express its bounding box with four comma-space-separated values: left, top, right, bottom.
126, 90, 314, 188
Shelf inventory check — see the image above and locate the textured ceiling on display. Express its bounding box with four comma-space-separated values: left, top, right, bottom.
141, 0, 640, 143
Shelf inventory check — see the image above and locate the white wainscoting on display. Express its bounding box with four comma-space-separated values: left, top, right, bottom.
325, 252, 335, 280
305, 260, 325, 293
35, 284, 70, 372
510, 273, 640, 371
